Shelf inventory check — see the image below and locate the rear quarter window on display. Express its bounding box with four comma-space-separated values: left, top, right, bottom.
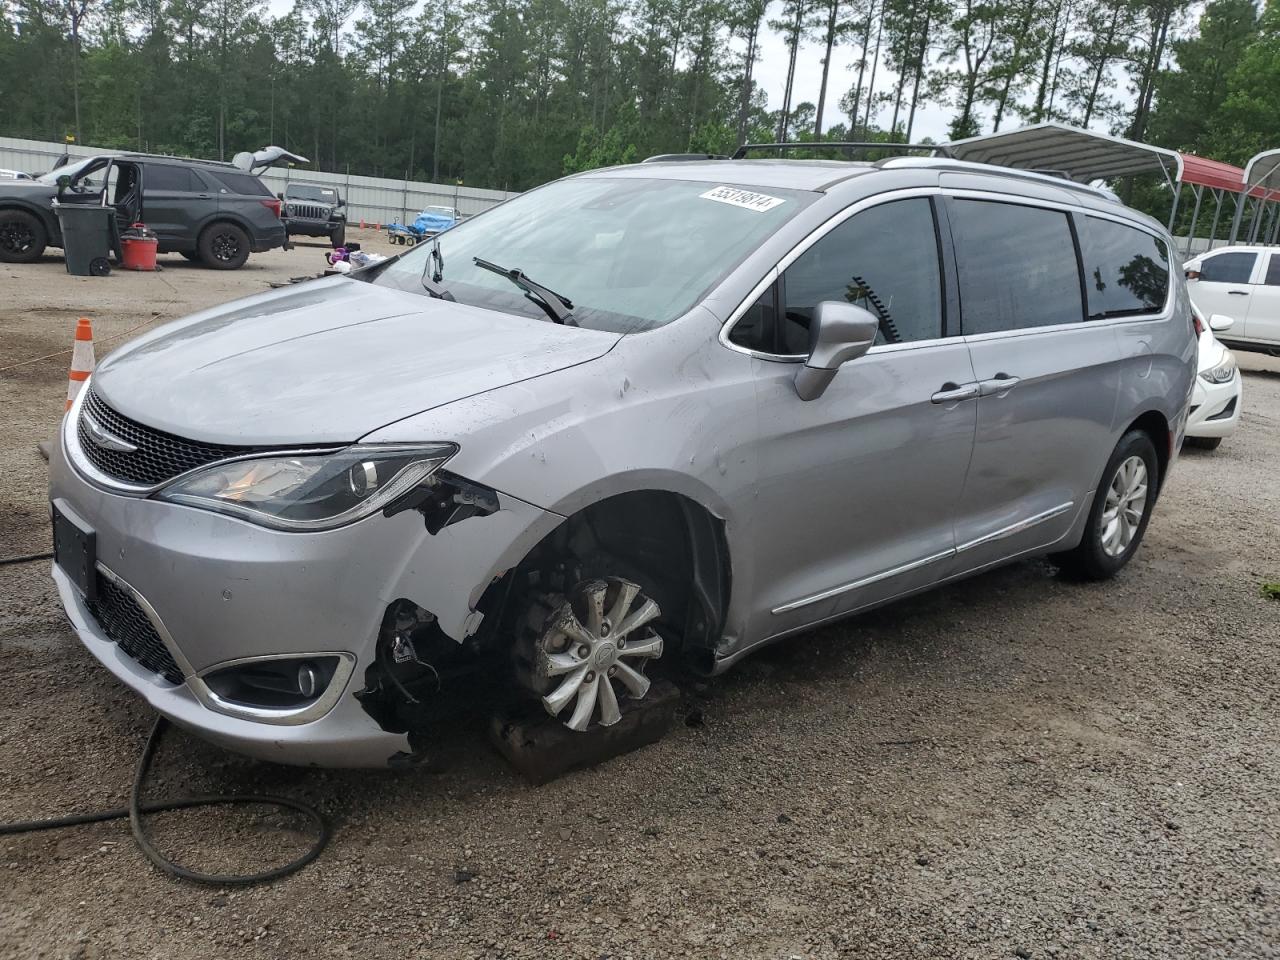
210, 171, 271, 196
1084, 217, 1171, 318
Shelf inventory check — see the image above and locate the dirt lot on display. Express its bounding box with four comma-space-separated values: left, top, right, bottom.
2, 240, 1279, 959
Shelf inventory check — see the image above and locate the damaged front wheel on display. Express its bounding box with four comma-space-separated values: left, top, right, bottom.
518, 578, 663, 732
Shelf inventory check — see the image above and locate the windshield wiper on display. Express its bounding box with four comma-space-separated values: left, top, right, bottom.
472, 257, 577, 325
419, 245, 454, 301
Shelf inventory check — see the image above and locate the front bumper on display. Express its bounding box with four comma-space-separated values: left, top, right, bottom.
283, 219, 339, 238
1187, 370, 1242, 439
49, 412, 562, 767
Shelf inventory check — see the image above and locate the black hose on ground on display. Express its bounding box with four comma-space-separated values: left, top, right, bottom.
0, 716, 330, 886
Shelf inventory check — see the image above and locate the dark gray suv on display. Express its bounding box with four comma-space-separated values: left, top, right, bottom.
0, 153, 286, 269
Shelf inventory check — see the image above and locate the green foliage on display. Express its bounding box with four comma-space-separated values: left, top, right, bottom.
0, 0, 1276, 194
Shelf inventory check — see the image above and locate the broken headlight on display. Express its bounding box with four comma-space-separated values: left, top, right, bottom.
155, 443, 457, 531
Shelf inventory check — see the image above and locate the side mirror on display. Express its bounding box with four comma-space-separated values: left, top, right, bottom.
794, 301, 879, 401
1185, 269, 1200, 281
277, 192, 285, 201
337, 198, 346, 208
1209, 313, 1234, 332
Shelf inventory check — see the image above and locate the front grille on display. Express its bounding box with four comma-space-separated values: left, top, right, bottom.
78, 387, 261, 487
86, 575, 183, 684
289, 203, 329, 220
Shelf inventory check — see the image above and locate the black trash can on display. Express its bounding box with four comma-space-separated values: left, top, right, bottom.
53, 201, 116, 277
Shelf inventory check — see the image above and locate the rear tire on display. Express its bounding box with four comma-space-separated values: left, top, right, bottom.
0, 209, 47, 263
1186, 436, 1222, 450
198, 222, 250, 270
1053, 429, 1159, 581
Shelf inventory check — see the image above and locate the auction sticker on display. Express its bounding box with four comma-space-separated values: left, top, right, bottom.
699, 185, 786, 212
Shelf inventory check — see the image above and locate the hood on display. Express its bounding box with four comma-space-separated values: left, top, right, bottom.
93, 276, 621, 445
0, 180, 54, 200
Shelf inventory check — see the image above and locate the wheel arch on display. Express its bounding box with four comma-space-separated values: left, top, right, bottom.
481, 486, 732, 673
0, 200, 59, 242
1123, 408, 1171, 489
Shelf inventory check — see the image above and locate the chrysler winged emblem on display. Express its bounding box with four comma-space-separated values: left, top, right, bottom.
83, 414, 138, 453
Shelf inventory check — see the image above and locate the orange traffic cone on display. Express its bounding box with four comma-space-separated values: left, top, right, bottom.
360, 218, 367, 229
65, 317, 95, 411
375, 222, 381, 230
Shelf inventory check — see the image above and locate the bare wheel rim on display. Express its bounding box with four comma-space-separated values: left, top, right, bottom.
536, 578, 663, 731
1100, 455, 1148, 557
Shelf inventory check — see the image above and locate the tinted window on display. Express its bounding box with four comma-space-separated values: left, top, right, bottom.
729, 285, 778, 352
1084, 217, 1170, 317
950, 199, 1084, 334
144, 164, 197, 192
1199, 251, 1255, 284
1267, 255, 1280, 286
777, 198, 943, 353
211, 171, 271, 196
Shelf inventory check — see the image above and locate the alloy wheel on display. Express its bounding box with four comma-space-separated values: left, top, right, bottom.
211, 232, 240, 262
1100, 455, 1148, 557
535, 578, 663, 731
0, 219, 34, 254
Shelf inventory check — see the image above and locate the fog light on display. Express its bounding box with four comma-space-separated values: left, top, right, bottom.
203, 655, 340, 710
297, 662, 320, 698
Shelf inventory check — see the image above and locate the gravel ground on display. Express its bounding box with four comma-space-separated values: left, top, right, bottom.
2, 242, 1279, 959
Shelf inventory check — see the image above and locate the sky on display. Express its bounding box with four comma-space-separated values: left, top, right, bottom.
751, 27, 957, 142
260, 0, 960, 143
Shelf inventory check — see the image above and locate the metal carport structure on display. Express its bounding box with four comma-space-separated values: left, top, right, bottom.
945, 122, 1280, 255
1230, 148, 1280, 246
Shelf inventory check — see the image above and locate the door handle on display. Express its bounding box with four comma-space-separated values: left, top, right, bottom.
1228, 290, 1249, 295
931, 382, 980, 404
978, 374, 1020, 397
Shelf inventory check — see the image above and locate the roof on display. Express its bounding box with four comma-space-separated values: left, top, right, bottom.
1243, 149, 1280, 195
945, 121, 1182, 184
117, 152, 237, 169
583, 159, 876, 191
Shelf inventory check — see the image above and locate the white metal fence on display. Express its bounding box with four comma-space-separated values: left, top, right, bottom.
0, 136, 519, 224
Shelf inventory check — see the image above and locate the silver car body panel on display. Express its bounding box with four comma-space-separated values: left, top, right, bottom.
49, 161, 1196, 765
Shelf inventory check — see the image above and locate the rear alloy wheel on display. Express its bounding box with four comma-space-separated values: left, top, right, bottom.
198, 222, 250, 269
521, 578, 663, 731
1053, 429, 1158, 580
0, 209, 48, 263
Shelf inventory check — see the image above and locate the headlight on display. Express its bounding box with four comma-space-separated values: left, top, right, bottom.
155, 443, 456, 531
1200, 355, 1237, 384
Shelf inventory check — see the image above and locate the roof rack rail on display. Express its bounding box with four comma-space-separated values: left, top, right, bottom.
731, 141, 950, 160
640, 153, 728, 163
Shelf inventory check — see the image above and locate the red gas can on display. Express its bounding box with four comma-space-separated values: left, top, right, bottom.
120, 223, 158, 271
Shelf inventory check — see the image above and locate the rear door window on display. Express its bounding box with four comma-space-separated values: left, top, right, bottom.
764, 197, 943, 354
948, 199, 1085, 334
1199, 251, 1256, 284
1083, 216, 1170, 318
144, 165, 198, 193
1266, 255, 1280, 286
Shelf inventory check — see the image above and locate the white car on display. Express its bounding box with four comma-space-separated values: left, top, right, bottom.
1185, 307, 1242, 450
0, 168, 33, 181
1184, 244, 1280, 355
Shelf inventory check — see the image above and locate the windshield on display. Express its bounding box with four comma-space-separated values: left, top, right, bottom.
422, 205, 456, 218
36, 157, 104, 184
374, 175, 814, 332
286, 184, 339, 202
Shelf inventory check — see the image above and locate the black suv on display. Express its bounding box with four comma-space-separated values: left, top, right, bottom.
0, 153, 286, 269
280, 183, 346, 248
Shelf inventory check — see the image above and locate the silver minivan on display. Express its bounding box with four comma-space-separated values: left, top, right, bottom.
49, 157, 1196, 767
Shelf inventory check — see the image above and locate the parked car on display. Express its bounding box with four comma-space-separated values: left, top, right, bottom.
280, 183, 346, 248
49, 156, 1196, 768
0, 168, 33, 180
1183, 244, 1280, 355
0, 153, 285, 268
1185, 307, 1242, 450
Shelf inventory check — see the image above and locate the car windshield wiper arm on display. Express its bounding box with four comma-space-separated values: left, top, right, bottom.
419, 250, 455, 301
472, 257, 577, 325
